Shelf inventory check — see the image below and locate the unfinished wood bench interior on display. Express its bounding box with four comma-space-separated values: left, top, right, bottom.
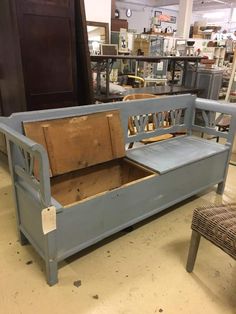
0, 94, 236, 285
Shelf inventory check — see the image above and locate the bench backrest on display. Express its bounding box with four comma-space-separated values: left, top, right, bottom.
0, 94, 195, 141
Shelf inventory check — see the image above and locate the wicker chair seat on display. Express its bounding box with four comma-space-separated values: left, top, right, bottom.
191, 204, 236, 260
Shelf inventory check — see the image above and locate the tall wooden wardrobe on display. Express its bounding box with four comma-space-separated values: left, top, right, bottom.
0, 0, 93, 116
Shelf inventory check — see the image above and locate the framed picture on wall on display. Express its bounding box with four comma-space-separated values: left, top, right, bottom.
167, 16, 176, 24
154, 11, 162, 26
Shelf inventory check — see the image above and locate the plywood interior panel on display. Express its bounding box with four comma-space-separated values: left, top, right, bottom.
120, 159, 154, 184
23, 110, 125, 176
51, 158, 155, 206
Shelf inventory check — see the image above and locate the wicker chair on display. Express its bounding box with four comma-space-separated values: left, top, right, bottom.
186, 204, 236, 273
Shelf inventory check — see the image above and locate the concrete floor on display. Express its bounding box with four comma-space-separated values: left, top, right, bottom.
0, 157, 236, 314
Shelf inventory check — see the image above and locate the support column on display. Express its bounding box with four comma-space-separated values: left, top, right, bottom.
176, 0, 193, 38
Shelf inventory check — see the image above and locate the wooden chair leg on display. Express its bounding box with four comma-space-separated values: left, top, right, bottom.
128, 142, 134, 149
186, 230, 201, 273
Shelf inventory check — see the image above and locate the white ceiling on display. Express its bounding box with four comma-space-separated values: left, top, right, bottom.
117, 0, 236, 11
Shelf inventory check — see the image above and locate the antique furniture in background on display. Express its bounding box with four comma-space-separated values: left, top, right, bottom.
0, 0, 93, 116
90, 55, 204, 101
111, 18, 128, 32
87, 21, 109, 44
87, 21, 109, 54
185, 67, 223, 100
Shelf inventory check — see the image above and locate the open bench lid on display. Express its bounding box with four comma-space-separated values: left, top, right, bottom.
23, 110, 125, 176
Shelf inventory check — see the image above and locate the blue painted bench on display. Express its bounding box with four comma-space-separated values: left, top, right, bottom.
0, 94, 235, 285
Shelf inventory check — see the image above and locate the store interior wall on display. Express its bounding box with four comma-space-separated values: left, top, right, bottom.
116, 1, 236, 34
116, 1, 178, 33
85, 0, 111, 25
192, 8, 236, 31
163, 4, 233, 27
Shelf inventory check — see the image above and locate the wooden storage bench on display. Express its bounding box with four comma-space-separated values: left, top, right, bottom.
0, 94, 235, 285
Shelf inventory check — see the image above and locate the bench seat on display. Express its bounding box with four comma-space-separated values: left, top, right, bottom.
126, 136, 229, 174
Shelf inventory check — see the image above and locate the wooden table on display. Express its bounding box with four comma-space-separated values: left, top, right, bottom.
91, 55, 205, 100
95, 85, 201, 102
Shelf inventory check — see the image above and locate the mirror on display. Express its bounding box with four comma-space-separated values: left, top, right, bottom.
87, 21, 109, 54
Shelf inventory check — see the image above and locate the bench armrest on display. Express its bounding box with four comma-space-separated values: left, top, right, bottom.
195, 98, 236, 116
0, 122, 51, 208
193, 98, 236, 147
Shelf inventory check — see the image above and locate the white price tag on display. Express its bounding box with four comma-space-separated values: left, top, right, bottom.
41, 206, 56, 235
157, 61, 164, 71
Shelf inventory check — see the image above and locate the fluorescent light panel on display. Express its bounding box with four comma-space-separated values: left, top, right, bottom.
203, 12, 225, 18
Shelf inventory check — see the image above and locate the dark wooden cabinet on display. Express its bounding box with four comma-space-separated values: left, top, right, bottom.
0, 0, 93, 116
0, 89, 3, 116
111, 18, 128, 32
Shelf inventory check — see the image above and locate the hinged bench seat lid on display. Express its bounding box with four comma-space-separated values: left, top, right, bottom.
126, 136, 229, 174
23, 110, 125, 176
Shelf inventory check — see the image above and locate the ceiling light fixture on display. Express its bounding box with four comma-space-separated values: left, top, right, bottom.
203, 12, 225, 18
200, 0, 229, 4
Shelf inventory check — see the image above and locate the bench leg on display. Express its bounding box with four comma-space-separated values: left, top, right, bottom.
217, 182, 225, 195
45, 231, 58, 286
19, 230, 29, 245
46, 259, 58, 286
186, 230, 201, 273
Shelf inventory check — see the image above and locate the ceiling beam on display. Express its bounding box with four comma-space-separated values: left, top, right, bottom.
193, 3, 232, 11
117, 0, 236, 10
116, 0, 179, 7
